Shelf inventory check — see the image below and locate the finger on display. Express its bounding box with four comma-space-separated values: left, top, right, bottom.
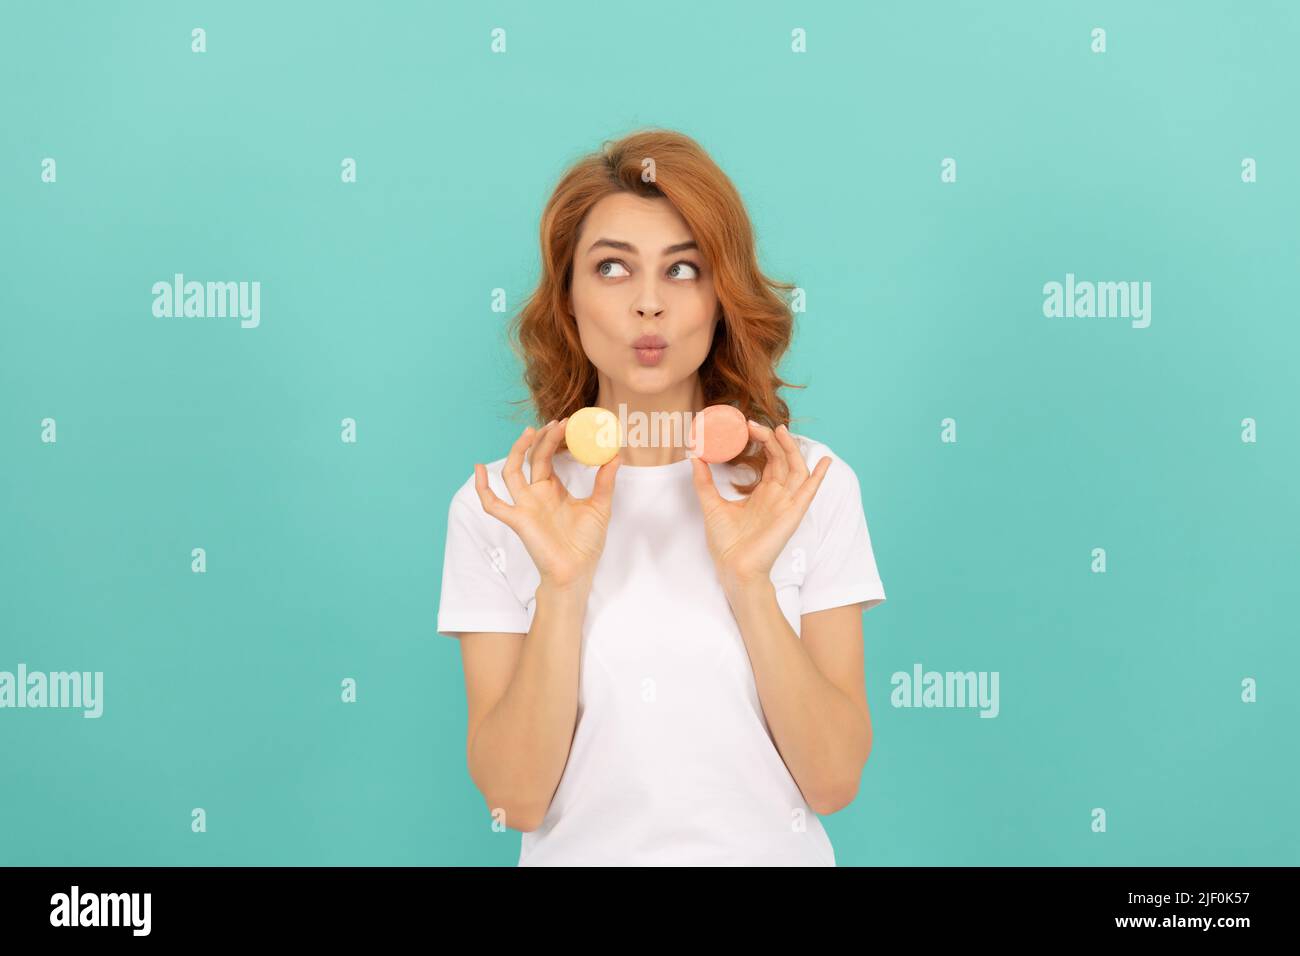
528, 419, 561, 484
501, 426, 536, 503
790, 456, 832, 517
749, 421, 788, 486
746, 420, 779, 484
522, 420, 549, 481
690, 455, 725, 516
773, 423, 809, 493
589, 448, 621, 510
536, 418, 575, 495
473, 462, 516, 528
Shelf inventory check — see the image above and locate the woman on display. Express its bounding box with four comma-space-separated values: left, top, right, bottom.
436, 129, 886, 866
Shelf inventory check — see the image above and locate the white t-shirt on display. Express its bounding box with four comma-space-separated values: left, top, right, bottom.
436, 431, 886, 866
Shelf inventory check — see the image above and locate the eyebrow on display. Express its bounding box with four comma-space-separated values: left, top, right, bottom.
586, 238, 699, 256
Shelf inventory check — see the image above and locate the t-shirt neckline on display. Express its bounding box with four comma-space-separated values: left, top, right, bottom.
559, 451, 703, 481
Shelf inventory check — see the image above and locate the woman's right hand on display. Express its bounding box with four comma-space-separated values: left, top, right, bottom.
473, 418, 620, 592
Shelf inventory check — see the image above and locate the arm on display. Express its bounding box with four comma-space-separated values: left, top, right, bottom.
724, 583, 872, 815
456, 578, 591, 832
691, 420, 877, 816
449, 417, 619, 832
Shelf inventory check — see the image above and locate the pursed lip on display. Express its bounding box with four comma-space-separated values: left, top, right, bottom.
632, 334, 668, 349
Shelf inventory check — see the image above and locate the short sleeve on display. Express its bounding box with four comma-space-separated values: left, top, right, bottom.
436, 491, 531, 638
799, 455, 886, 616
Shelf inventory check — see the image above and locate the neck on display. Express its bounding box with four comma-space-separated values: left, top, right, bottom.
595, 375, 706, 467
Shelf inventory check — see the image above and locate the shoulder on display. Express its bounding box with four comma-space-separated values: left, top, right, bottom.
445, 450, 581, 533
444, 456, 517, 539
784, 431, 865, 518
448, 448, 581, 514
448, 456, 505, 512
786, 431, 861, 491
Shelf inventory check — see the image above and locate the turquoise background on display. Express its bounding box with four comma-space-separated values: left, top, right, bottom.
2, 0, 1296, 865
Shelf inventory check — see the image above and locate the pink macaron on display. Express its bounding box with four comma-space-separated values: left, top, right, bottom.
690, 404, 750, 463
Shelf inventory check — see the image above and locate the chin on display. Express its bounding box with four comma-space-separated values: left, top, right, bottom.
622, 366, 680, 394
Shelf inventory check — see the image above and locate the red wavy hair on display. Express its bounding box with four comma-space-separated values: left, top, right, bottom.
506, 128, 804, 495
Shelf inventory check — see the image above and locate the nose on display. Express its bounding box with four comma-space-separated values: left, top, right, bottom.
635, 271, 664, 319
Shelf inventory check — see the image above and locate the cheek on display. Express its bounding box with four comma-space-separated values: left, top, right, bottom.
572, 282, 621, 343
572, 309, 632, 377
676, 299, 720, 354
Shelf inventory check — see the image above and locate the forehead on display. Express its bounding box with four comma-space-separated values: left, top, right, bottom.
577, 193, 693, 248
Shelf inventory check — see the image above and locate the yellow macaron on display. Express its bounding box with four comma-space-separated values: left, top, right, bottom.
564, 406, 622, 466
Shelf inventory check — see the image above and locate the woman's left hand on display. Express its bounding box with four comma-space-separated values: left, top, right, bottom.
690, 421, 831, 594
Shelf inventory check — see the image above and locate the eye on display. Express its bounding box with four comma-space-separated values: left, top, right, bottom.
597, 259, 630, 278
668, 261, 701, 280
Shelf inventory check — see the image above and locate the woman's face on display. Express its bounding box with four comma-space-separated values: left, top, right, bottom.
568, 192, 720, 402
